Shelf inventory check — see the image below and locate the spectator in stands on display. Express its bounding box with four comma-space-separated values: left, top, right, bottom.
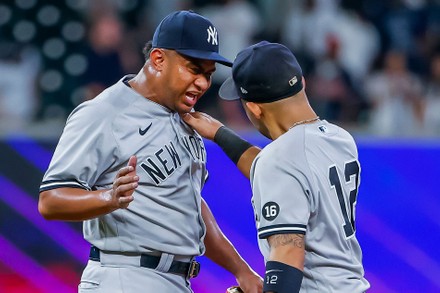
423, 52, 440, 135
307, 34, 365, 124
0, 43, 40, 133
364, 49, 424, 136
81, 13, 126, 101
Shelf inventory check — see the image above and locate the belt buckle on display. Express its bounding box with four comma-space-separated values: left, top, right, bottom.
188, 260, 200, 278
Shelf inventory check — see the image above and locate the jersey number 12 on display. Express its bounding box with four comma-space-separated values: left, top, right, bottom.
329, 160, 360, 238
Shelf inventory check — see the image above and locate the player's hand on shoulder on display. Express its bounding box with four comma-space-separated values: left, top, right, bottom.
181, 111, 224, 140
105, 156, 139, 210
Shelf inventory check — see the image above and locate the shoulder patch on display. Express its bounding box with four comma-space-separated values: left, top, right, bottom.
262, 201, 280, 221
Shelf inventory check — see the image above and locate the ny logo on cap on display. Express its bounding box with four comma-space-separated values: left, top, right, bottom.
240, 87, 248, 94
207, 26, 218, 45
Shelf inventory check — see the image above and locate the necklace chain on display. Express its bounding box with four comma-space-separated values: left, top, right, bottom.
289, 116, 320, 129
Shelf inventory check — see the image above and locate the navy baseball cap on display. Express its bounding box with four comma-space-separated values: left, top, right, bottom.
219, 41, 304, 102
152, 10, 232, 67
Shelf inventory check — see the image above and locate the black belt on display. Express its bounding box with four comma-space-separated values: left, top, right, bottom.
89, 246, 200, 278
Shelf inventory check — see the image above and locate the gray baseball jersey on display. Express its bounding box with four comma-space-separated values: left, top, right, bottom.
40, 75, 208, 257
251, 120, 370, 292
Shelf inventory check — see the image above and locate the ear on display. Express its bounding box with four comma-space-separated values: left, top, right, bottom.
245, 101, 262, 119
302, 76, 306, 90
149, 48, 166, 70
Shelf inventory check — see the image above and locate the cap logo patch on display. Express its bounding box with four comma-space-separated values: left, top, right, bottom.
289, 76, 298, 86
207, 26, 218, 45
240, 87, 248, 94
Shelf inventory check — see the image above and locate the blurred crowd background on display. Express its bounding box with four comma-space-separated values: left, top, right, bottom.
0, 0, 439, 138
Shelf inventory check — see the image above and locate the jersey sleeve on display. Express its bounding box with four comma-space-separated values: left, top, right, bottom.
252, 152, 311, 239
40, 101, 118, 192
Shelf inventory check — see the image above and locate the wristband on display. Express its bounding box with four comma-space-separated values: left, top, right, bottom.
263, 261, 303, 293
213, 126, 253, 165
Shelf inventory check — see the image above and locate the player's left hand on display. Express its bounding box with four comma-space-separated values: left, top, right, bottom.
108, 155, 139, 210
234, 267, 263, 293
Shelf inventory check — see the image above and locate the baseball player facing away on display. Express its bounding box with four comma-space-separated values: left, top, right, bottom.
38, 11, 263, 293
183, 41, 371, 293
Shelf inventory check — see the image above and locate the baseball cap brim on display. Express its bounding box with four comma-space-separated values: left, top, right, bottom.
176, 49, 232, 67
218, 76, 241, 100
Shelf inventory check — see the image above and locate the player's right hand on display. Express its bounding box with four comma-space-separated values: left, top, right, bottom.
181, 111, 224, 140
108, 156, 139, 209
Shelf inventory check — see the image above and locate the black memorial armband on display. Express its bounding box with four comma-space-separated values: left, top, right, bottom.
213, 126, 253, 165
263, 261, 303, 293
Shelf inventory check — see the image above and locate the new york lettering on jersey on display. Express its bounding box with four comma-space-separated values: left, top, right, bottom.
140, 134, 206, 185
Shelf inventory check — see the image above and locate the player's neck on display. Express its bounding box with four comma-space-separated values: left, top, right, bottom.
128, 67, 156, 101
265, 101, 318, 140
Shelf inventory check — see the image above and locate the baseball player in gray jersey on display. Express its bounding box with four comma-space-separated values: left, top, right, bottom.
38, 11, 262, 293
183, 41, 370, 293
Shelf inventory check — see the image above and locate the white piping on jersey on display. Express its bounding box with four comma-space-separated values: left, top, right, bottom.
258, 226, 307, 236
40, 180, 90, 191
266, 269, 283, 273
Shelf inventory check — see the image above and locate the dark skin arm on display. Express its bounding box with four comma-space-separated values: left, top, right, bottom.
182, 112, 261, 179
237, 147, 261, 179
202, 198, 263, 292
38, 156, 139, 221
